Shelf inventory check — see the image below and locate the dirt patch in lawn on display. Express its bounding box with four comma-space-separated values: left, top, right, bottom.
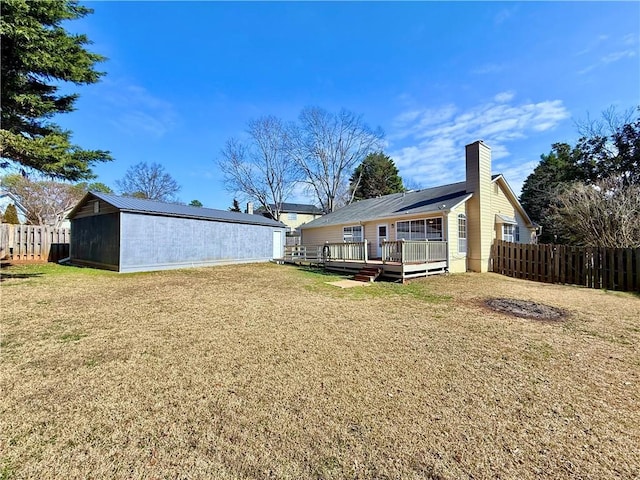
485, 297, 568, 321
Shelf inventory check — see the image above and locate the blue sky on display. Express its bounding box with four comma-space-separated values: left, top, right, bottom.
48, 2, 640, 209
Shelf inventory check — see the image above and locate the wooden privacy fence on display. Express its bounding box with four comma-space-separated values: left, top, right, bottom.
492, 240, 640, 292
0, 224, 70, 262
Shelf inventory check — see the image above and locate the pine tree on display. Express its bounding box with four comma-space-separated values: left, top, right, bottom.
1, 0, 112, 179
349, 152, 405, 202
3, 204, 20, 224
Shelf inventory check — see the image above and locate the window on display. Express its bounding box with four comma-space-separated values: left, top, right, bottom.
287, 212, 297, 221
396, 218, 443, 241
93, 201, 100, 213
503, 224, 514, 242
426, 218, 442, 240
515, 225, 520, 242
458, 214, 467, 253
343, 225, 363, 242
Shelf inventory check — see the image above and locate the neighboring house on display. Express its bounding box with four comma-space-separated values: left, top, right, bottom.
254, 202, 323, 233
67, 192, 286, 273
0, 190, 28, 224
300, 141, 536, 277
57, 207, 73, 229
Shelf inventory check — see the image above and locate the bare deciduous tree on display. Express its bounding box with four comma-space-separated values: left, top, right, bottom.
1, 174, 86, 227
116, 162, 180, 202
219, 116, 299, 221
288, 107, 384, 213
551, 177, 640, 248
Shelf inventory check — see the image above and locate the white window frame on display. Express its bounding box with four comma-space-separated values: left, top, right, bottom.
503, 224, 514, 243
343, 225, 363, 242
396, 217, 443, 241
515, 225, 520, 243
287, 212, 298, 221
457, 214, 467, 253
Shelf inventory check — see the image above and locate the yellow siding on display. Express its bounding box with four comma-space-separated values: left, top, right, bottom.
490, 180, 535, 243
447, 203, 468, 273
301, 225, 343, 245
277, 212, 322, 231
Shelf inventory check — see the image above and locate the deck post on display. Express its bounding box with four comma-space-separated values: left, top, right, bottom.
401, 239, 405, 264
363, 239, 368, 263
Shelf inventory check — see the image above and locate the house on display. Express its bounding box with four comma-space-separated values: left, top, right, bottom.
0, 190, 28, 224
298, 141, 536, 280
67, 192, 286, 273
254, 202, 323, 234
54, 207, 73, 229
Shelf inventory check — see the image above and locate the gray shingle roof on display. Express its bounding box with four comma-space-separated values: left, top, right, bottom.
69, 192, 285, 228
301, 181, 471, 229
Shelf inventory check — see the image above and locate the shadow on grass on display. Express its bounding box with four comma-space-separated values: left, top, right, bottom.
294, 265, 344, 277
0, 271, 44, 282
1, 261, 44, 281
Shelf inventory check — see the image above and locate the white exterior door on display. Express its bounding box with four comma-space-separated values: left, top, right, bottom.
272, 230, 282, 259
376, 224, 388, 258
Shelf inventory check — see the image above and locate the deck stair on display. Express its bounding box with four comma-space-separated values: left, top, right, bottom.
354, 266, 383, 283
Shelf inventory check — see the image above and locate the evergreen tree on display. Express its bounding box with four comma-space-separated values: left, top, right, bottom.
189, 199, 203, 207
520, 143, 580, 244
3, 203, 20, 224
349, 152, 404, 202
87, 182, 113, 194
573, 110, 640, 186
1, 0, 112, 179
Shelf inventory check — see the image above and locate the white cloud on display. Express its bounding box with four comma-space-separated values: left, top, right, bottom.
390, 104, 457, 141
601, 49, 637, 64
577, 33, 638, 75
494, 91, 515, 103
101, 81, 178, 138
388, 94, 569, 193
576, 34, 609, 56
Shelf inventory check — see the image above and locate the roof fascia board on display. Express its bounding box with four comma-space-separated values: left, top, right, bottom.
447, 193, 473, 212
119, 209, 285, 228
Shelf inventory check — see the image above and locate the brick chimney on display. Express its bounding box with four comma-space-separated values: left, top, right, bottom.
465, 140, 492, 272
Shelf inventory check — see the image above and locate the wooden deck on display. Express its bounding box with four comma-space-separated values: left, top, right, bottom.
281, 240, 448, 281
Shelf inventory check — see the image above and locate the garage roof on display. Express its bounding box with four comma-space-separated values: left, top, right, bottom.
68, 192, 285, 228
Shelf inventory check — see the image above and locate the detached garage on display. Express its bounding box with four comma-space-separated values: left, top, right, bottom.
68, 192, 286, 273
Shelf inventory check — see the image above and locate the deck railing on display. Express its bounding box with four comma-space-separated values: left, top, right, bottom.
284, 240, 448, 265
283, 245, 323, 263
324, 241, 368, 262
382, 240, 448, 263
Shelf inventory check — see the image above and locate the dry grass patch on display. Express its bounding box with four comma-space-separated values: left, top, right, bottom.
1, 263, 639, 479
